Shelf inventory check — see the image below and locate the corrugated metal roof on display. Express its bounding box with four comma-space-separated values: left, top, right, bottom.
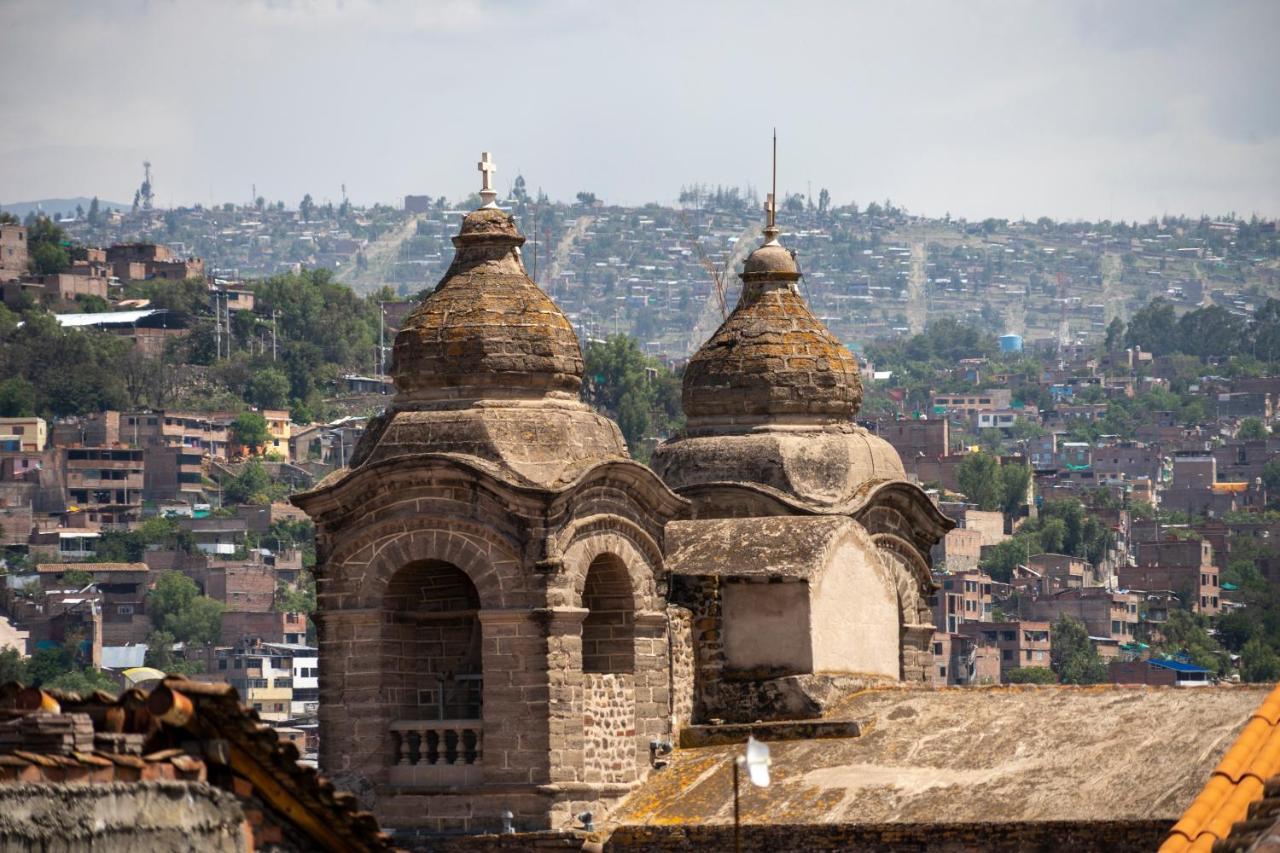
100, 645, 148, 670
53, 309, 165, 327
1149, 659, 1212, 674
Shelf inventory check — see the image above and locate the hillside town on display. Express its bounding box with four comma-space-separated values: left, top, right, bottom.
1, 179, 1280, 789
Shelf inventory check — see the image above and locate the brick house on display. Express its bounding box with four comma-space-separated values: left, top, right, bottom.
1027, 588, 1140, 656
1122, 538, 1221, 615
958, 620, 1051, 679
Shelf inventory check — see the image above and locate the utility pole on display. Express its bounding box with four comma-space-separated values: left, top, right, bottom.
378, 302, 386, 376
272, 309, 278, 362
213, 291, 221, 361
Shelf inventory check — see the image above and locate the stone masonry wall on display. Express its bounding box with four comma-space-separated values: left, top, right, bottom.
0, 782, 248, 852
583, 673, 636, 785
604, 821, 1169, 852
669, 576, 723, 724
666, 605, 694, 735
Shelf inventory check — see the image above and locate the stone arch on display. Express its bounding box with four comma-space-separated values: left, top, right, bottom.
330, 520, 518, 611
871, 531, 937, 683
382, 560, 483, 721
557, 528, 660, 613
871, 533, 935, 615
380, 559, 486, 784
580, 554, 636, 674
557, 530, 662, 786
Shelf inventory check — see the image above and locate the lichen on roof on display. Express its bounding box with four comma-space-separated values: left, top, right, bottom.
612, 685, 1267, 829
665, 516, 861, 580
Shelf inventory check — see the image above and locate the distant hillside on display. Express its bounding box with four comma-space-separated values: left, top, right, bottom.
0, 197, 132, 219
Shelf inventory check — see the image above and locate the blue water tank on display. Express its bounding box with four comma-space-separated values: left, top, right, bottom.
998, 333, 1024, 353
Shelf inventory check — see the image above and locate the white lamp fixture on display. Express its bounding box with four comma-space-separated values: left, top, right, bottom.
740, 735, 772, 787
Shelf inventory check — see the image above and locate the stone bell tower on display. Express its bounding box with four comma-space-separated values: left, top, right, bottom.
293, 155, 685, 836
652, 153, 952, 719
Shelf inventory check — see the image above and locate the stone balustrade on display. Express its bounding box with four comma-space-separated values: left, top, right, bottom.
389, 720, 483, 787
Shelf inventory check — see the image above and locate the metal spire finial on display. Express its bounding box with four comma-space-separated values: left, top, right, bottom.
762, 129, 780, 245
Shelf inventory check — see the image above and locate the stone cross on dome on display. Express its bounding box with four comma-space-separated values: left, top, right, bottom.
478, 151, 498, 208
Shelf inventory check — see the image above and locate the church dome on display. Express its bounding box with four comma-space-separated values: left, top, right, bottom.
681, 236, 863, 426
392, 207, 584, 404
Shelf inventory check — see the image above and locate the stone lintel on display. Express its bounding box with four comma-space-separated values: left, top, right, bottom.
537, 606, 589, 632
477, 608, 536, 625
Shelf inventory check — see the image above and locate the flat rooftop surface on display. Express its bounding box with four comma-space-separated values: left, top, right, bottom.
613, 685, 1267, 827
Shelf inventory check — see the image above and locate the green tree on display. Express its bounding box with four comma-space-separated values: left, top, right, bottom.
230, 411, 270, 453
60, 568, 94, 588
144, 630, 179, 672
1218, 610, 1258, 653
276, 571, 316, 615
1124, 297, 1177, 355
1103, 317, 1125, 352
582, 334, 682, 458
1158, 610, 1227, 674
165, 597, 225, 646
1, 312, 131, 416
979, 534, 1034, 582
223, 459, 272, 505
0, 646, 25, 683
44, 667, 116, 694
1263, 459, 1280, 496
24, 646, 75, 686
25, 216, 72, 275
148, 571, 198, 625
1050, 617, 1108, 684
247, 368, 291, 409
1005, 666, 1057, 684
1241, 637, 1280, 683
0, 377, 36, 417
30, 242, 70, 275
87, 196, 101, 226
957, 452, 1002, 511
147, 571, 224, 645
1177, 305, 1245, 359
1239, 417, 1270, 440
999, 460, 1031, 518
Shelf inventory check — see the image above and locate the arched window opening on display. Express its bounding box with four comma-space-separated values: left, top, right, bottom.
383, 560, 482, 721
581, 554, 635, 674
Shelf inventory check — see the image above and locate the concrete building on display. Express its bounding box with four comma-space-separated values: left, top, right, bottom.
106, 242, 204, 281
930, 389, 1014, 417
1123, 538, 1221, 615
60, 446, 145, 524
0, 223, 28, 281
1027, 553, 1091, 592
0, 417, 46, 453
958, 620, 1052, 680
123, 410, 231, 458
930, 569, 993, 632
930, 631, 1001, 686
1027, 588, 1140, 654
875, 417, 950, 462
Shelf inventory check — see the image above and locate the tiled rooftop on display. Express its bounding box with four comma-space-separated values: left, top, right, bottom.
1161, 684, 1280, 852
0, 677, 395, 852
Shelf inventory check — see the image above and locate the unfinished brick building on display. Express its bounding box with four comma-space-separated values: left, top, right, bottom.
293, 171, 950, 838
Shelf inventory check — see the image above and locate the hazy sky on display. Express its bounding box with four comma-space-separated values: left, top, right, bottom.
1, 0, 1277, 221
